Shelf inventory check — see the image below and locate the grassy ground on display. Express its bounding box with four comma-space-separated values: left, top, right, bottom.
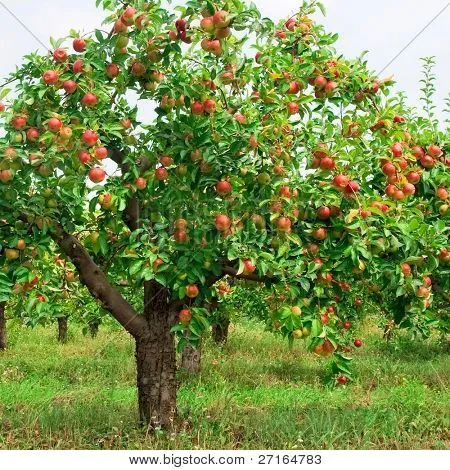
0, 318, 449, 450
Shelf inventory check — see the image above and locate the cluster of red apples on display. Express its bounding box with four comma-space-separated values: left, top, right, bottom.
382, 138, 444, 201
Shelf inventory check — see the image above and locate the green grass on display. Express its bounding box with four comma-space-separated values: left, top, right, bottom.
0, 319, 449, 450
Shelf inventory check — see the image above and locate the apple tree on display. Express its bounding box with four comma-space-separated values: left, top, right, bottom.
0, 0, 448, 427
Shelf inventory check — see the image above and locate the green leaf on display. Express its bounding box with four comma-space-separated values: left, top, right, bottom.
129, 260, 143, 276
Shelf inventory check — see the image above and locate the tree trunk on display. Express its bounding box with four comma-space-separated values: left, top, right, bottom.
181, 341, 202, 374
88, 320, 100, 338
212, 318, 230, 344
0, 303, 6, 351
136, 281, 177, 429
57, 316, 68, 343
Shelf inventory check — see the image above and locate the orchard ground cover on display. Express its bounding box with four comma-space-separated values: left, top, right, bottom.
0, 317, 448, 450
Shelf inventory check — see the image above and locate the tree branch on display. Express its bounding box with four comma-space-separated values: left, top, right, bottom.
53, 230, 148, 338
109, 148, 151, 232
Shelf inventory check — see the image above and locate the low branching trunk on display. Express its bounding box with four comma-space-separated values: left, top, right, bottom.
181, 341, 202, 374
57, 316, 68, 343
0, 303, 6, 351
212, 318, 230, 345
136, 281, 177, 429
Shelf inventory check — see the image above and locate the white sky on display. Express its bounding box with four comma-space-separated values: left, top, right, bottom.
0, 0, 449, 113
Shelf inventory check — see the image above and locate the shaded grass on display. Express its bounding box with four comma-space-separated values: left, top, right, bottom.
0, 319, 449, 449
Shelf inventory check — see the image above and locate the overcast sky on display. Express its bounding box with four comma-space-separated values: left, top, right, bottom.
0, 0, 448, 114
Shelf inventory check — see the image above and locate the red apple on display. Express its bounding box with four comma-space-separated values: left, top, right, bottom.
406, 171, 421, 184
213, 10, 230, 28
106, 63, 120, 78
394, 190, 405, 200
215, 180, 232, 196
393, 115, 405, 123
385, 184, 397, 197
43, 69, 59, 85
391, 142, 403, 157
317, 206, 331, 220
416, 286, 429, 298
94, 147, 108, 159
159, 155, 173, 167
243, 259, 256, 275
401, 263, 411, 276
370, 81, 380, 93
320, 156, 335, 170
72, 59, 85, 74
191, 101, 204, 115
436, 187, 448, 200
73, 37, 86, 52
134, 177, 147, 190
203, 99, 216, 114
155, 167, 168, 181
179, 309, 191, 325
63, 80, 78, 94
81, 93, 98, 107
314, 75, 327, 89
403, 183, 416, 196
287, 102, 299, 115
287, 81, 300, 94
312, 227, 327, 241
26, 127, 40, 142
275, 216, 291, 233
420, 155, 435, 168
324, 81, 338, 96
186, 284, 199, 298
121, 6, 137, 26
53, 48, 68, 62
11, 115, 27, 130
88, 167, 106, 183
333, 174, 350, 190
382, 162, 396, 176
344, 180, 359, 196
47, 117, 62, 132
200, 16, 215, 32
81, 130, 98, 146
78, 151, 91, 164
214, 214, 231, 231
411, 146, 425, 159
285, 18, 296, 31
114, 19, 128, 33
174, 230, 188, 243
427, 145, 442, 157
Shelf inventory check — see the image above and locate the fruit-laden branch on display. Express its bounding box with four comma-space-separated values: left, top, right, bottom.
54, 230, 148, 338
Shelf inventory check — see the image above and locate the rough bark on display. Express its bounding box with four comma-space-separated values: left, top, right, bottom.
88, 320, 100, 338
181, 341, 202, 374
57, 316, 68, 343
0, 302, 6, 351
54, 230, 148, 338
136, 281, 178, 429
212, 318, 230, 345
